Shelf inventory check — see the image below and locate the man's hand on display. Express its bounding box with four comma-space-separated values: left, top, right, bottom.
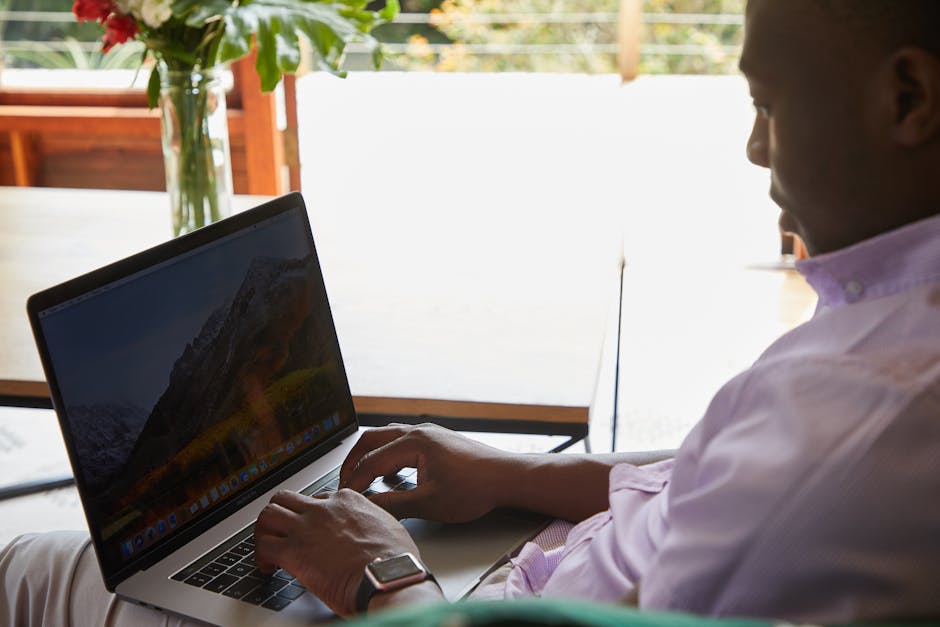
339, 423, 513, 523
253, 489, 442, 617
341, 423, 671, 524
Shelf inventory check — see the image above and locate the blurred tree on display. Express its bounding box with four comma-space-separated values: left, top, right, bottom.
642, 0, 744, 74
393, 0, 743, 74
397, 0, 620, 73
1, 0, 745, 74
369, 0, 450, 50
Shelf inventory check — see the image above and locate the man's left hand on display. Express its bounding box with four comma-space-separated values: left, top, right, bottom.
254, 489, 436, 616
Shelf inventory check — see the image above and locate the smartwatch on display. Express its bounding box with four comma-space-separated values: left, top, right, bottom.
355, 552, 438, 613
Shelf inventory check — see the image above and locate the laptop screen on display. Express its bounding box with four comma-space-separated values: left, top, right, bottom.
31, 198, 357, 580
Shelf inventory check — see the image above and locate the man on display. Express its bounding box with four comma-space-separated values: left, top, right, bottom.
251, 0, 940, 620
3, 0, 940, 623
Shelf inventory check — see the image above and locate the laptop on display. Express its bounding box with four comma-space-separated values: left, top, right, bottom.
27, 192, 547, 626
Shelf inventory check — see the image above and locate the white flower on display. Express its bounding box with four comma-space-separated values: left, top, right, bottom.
139, 0, 173, 29
114, 0, 142, 16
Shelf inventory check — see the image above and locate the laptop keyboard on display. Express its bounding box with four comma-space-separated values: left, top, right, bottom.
171, 467, 418, 611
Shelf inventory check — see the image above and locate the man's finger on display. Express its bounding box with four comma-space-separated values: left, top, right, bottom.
269, 490, 316, 512
339, 425, 411, 485
253, 533, 290, 574
369, 484, 431, 520
255, 501, 300, 537
342, 438, 423, 492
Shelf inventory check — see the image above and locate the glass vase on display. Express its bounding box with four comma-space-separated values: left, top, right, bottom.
158, 64, 233, 237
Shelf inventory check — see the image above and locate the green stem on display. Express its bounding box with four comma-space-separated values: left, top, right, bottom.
160, 64, 231, 236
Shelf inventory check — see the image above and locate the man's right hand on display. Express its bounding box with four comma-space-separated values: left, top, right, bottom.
339, 423, 513, 523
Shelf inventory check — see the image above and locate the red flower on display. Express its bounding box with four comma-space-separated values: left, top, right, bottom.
73, 0, 113, 24
102, 13, 140, 53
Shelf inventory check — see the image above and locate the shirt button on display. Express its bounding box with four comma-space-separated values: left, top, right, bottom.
844, 280, 865, 302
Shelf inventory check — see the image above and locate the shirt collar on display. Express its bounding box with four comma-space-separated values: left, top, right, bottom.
796, 213, 940, 310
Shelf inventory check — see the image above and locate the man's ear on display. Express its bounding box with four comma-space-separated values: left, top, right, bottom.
888, 47, 940, 147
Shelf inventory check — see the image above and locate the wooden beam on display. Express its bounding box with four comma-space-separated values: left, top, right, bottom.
0, 89, 148, 108
0, 105, 244, 137
9, 131, 38, 187
352, 396, 589, 424
232, 54, 286, 195
618, 0, 643, 82
282, 74, 301, 191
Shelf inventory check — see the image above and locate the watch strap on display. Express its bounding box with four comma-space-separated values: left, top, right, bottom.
355, 559, 438, 614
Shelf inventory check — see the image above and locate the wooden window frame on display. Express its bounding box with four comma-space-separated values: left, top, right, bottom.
0, 52, 299, 193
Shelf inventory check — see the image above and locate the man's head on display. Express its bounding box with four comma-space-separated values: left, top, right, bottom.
741, 0, 940, 256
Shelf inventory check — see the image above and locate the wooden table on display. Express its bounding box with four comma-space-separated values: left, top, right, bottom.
0, 186, 620, 444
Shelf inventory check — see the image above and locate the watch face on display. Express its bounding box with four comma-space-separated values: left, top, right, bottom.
368, 553, 423, 583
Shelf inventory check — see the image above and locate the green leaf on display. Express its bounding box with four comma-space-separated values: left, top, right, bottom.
296, 20, 345, 74
147, 65, 161, 109
254, 22, 280, 91
212, 0, 396, 91
274, 29, 302, 74
161, 0, 395, 88
182, 0, 238, 28
174, 0, 230, 24
218, 14, 252, 61
339, 0, 370, 10
378, 0, 400, 22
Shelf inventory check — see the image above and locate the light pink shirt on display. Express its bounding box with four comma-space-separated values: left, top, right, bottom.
504, 214, 940, 623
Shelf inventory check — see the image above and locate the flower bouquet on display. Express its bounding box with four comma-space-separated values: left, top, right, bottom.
73, 0, 398, 235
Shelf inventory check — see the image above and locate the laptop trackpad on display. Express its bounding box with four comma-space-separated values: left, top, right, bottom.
403, 510, 548, 601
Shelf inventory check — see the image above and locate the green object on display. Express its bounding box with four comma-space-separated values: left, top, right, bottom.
169, 0, 400, 94
72, 0, 399, 234
158, 64, 233, 237
72, 0, 400, 107
345, 599, 770, 627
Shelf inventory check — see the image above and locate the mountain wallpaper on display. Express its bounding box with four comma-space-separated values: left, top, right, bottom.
68, 253, 350, 542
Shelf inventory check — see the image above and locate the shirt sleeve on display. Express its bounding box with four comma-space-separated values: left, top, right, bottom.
507, 459, 673, 602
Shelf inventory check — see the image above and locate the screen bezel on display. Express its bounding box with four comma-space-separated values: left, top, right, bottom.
26, 192, 360, 591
